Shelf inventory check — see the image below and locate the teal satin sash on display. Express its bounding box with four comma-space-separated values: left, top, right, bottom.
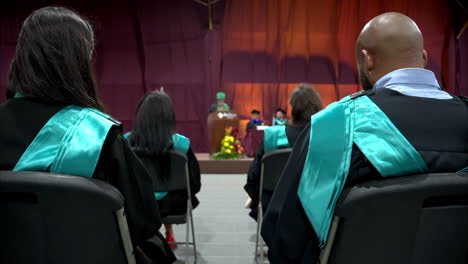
172, 133, 190, 154
274, 118, 287, 126
353, 96, 428, 176
155, 192, 168, 200
263, 125, 289, 153
14, 106, 116, 177
298, 95, 428, 247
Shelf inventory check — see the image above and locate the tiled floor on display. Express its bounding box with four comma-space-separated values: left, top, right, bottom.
161, 174, 259, 264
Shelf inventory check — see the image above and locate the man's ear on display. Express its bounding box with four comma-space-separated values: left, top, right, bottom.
362, 49, 374, 73
422, 49, 428, 67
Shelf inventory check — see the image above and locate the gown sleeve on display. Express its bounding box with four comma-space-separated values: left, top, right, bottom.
93, 127, 176, 263
208, 104, 217, 113
244, 142, 265, 207
246, 122, 256, 130
186, 147, 201, 195
261, 124, 321, 264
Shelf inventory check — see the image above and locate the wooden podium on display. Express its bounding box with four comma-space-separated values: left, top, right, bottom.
207, 111, 240, 154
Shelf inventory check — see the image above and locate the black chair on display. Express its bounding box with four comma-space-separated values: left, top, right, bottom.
0, 171, 135, 264
156, 150, 197, 262
255, 148, 292, 263
320, 173, 468, 264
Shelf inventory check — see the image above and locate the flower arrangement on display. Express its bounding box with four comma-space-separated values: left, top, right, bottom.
212, 126, 245, 160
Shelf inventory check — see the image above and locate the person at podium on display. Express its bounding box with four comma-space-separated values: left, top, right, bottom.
208, 92, 230, 113
246, 110, 264, 130
244, 84, 323, 221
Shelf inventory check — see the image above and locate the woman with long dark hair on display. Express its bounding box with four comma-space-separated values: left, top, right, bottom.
244, 83, 323, 221
128, 90, 201, 248
0, 7, 175, 263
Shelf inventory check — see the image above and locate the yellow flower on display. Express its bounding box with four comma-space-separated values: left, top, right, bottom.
229, 137, 234, 142
230, 145, 234, 149
226, 149, 232, 154
224, 142, 229, 147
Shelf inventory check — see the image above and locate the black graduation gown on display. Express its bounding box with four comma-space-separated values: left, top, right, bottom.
261, 89, 468, 264
0, 97, 176, 264
246, 121, 257, 130
135, 147, 202, 218
247, 120, 265, 131
244, 125, 305, 220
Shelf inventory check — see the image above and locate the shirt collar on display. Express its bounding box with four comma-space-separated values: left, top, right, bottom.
373, 68, 441, 91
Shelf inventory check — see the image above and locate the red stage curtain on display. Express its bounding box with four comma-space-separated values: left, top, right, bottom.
0, 0, 224, 152
221, 0, 456, 120
0, 1, 465, 152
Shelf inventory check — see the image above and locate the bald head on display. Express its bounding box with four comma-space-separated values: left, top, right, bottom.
356, 12, 428, 90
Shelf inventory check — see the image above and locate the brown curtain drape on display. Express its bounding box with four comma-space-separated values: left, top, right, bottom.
221, 0, 454, 121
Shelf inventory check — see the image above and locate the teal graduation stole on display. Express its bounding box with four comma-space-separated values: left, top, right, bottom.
298, 95, 428, 247
14, 106, 117, 178
124, 131, 190, 200
274, 118, 287, 126
172, 133, 190, 154
263, 125, 289, 153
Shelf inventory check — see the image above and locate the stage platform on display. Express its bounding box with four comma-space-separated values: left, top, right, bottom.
196, 153, 253, 174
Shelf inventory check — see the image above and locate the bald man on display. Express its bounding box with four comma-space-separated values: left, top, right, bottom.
261, 13, 468, 263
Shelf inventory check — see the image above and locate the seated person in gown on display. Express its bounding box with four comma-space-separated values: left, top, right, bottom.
244, 84, 323, 220
273, 108, 287, 126
246, 110, 264, 130
208, 92, 230, 113
261, 12, 468, 264
0, 7, 175, 264
127, 91, 201, 249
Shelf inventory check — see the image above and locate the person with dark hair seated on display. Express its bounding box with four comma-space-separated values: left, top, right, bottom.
127, 91, 201, 249
246, 110, 264, 130
0, 7, 175, 264
244, 84, 323, 220
262, 13, 468, 264
273, 108, 287, 126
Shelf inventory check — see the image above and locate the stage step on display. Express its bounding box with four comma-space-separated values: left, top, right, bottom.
195, 153, 253, 174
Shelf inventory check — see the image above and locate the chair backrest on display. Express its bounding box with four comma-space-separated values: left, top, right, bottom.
321, 173, 468, 264
154, 150, 190, 194
261, 148, 292, 192
0, 171, 135, 264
